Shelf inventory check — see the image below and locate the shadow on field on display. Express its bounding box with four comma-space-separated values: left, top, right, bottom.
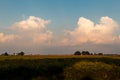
81, 76, 93, 80
0, 57, 120, 80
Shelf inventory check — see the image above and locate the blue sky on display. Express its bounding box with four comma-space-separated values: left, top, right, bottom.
0, 0, 120, 54
1, 0, 120, 30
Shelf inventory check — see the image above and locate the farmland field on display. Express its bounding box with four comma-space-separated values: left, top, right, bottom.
0, 55, 120, 80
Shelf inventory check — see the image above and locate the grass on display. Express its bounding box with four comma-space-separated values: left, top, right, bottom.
0, 55, 120, 80
64, 61, 120, 80
0, 55, 120, 60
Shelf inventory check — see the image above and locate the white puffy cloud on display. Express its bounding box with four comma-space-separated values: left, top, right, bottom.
0, 16, 53, 46
12, 16, 50, 31
63, 16, 119, 45
12, 16, 53, 45
0, 16, 53, 54
0, 16, 120, 54
0, 33, 18, 43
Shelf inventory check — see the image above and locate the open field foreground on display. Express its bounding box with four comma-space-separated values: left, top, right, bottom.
0, 55, 120, 80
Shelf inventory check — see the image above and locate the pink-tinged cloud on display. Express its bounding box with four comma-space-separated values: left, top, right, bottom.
0, 16, 120, 54
63, 16, 119, 45
0, 33, 18, 43
0, 16, 53, 46
12, 16, 53, 45
12, 16, 50, 31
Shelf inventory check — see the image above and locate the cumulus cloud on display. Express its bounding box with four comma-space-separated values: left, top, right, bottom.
0, 16, 54, 54
63, 16, 119, 45
12, 16, 50, 31
0, 33, 18, 43
11, 16, 53, 45
0, 16, 53, 46
0, 16, 120, 54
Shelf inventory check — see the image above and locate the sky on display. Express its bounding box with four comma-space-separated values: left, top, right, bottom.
0, 0, 120, 54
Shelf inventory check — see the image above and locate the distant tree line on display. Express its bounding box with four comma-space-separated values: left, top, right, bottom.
74, 51, 103, 55
1, 51, 25, 56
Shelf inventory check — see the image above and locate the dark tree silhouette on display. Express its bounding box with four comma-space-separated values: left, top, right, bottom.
1, 52, 9, 56
74, 51, 81, 55
90, 53, 93, 55
74, 50, 103, 56
82, 51, 90, 55
17, 52, 25, 56
98, 53, 103, 55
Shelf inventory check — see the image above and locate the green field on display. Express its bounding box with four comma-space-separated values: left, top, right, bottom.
0, 55, 120, 80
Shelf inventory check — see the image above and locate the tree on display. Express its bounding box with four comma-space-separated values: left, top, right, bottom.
90, 53, 93, 55
74, 51, 81, 55
98, 53, 103, 55
17, 52, 25, 56
1, 52, 9, 56
82, 51, 90, 55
